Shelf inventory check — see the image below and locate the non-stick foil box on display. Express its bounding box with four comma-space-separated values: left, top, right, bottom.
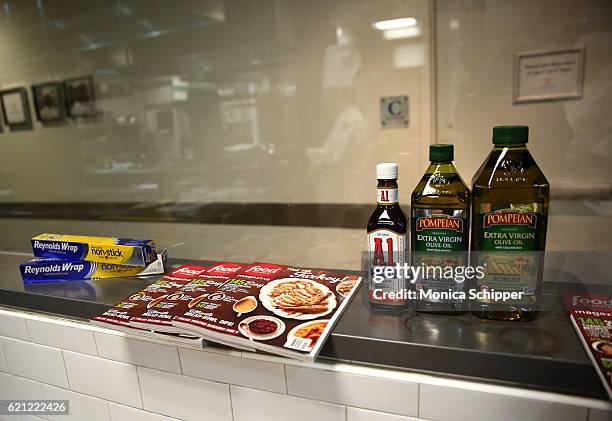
31, 234, 156, 266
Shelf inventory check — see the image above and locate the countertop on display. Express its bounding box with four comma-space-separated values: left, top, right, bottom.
0, 252, 608, 401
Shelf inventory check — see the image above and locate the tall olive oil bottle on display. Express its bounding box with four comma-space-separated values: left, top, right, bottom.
411, 144, 470, 314
471, 126, 549, 321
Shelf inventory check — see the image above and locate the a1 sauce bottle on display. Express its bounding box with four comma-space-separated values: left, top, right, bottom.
471, 126, 549, 321
367, 163, 408, 308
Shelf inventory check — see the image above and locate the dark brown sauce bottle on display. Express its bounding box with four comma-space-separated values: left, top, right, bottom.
367, 163, 408, 309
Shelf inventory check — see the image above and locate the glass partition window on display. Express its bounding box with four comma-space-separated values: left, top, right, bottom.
0, 0, 610, 272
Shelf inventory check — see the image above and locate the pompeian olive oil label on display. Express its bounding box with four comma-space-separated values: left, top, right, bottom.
475, 203, 545, 304
411, 209, 468, 299
412, 209, 467, 253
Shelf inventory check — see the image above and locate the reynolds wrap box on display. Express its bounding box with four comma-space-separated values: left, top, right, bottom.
31, 234, 156, 267
20, 250, 167, 283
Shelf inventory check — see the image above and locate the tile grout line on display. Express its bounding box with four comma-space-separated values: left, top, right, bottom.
417, 382, 420, 418
23, 317, 33, 341
103, 400, 112, 421
228, 384, 236, 421
0, 340, 8, 370
92, 332, 101, 356
176, 347, 184, 375
38, 381, 48, 420
283, 363, 289, 394
60, 350, 71, 390
134, 366, 145, 410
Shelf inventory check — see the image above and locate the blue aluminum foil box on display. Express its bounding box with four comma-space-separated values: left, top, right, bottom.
19, 250, 167, 283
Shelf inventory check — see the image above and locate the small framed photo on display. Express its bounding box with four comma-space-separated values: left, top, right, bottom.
32, 81, 67, 122
0, 88, 32, 128
64, 76, 97, 118
514, 47, 585, 103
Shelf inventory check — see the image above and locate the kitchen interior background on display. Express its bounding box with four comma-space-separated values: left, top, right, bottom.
0, 0, 610, 270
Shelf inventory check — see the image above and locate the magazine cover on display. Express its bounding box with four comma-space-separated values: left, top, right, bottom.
173, 262, 362, 361
129, 262, 247, 338
90, 264, 209, 347
563, 290, 612, 400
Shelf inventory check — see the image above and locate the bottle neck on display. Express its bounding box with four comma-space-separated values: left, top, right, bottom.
493, 142, 528, 151
425, 161, 457, 174
377, 179, 399, 205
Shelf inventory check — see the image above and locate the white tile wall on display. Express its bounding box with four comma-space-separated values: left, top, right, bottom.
62, 351, 142, 408
589, 408, 612, 421
347, 407, 422, 421
0, 371, 43, 401
1, 338, 68, 388
94, 332, 181, 374
26, 319, 97, 356
230, 385, 346, 421
179, 348, 286, 393
420, 384, 588, 421
286, 365, 418, 417
41, 384, 110, 421
108, 402, 181, 421
1, 309, 610, 421
138, 366, 232, 421
0, 313, 30, 341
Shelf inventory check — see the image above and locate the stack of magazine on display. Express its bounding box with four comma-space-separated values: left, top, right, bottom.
91, 262, 362, 361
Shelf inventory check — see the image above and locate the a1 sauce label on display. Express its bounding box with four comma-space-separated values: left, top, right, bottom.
377, 188, 398, 204
475, 203, 546, 303
411, 209, 468, 297
367, 229, 406, 306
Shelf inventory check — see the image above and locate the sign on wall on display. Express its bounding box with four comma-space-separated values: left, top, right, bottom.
514, 47, 585, 103
380, 95, 409, 128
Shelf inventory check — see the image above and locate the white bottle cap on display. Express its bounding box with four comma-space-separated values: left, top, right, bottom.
376, 162, 398, 179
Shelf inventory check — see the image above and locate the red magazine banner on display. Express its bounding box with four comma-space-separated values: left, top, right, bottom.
90, 264, 209, 328
563, 291, 612, 400
129, 262, 247, 333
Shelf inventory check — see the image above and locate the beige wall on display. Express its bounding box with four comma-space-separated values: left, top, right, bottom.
436, 0, 612, 194
0, 0, 432, 204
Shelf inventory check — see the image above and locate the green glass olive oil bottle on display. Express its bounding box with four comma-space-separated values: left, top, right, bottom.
471, 126, 549, 321
411, 144, 470, 314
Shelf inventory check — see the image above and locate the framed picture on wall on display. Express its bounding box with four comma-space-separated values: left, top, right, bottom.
514, 47, 585, 103
64, 76, 97, 118
0, 88, 32, 129
32, 81, 67, 122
